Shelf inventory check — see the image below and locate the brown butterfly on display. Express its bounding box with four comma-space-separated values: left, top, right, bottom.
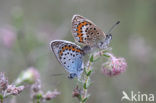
72, 15, 120, 51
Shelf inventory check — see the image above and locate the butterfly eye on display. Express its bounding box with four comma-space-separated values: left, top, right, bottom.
106, 34, 112, 40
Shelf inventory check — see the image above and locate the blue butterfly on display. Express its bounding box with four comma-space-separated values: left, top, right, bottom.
50, 40, 84, 79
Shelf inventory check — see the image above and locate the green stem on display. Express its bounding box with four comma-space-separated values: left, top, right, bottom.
1, 99, 3, 103
79, 50, 110, 103
0, 94, 3, 103
37, 99, 40, 103
84, 61, 91, 97
80, 55, 93, 103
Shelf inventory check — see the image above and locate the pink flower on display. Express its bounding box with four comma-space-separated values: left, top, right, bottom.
31, 79, 41, 93
7, 85, 24, 95
43, 90, 60, 100
101, 53, 127, 76
72, 86, 81, 98
0, 27, 16, 48
0, 72, 8, 90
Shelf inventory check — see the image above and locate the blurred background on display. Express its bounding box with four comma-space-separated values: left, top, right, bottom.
0, 0, 156, 103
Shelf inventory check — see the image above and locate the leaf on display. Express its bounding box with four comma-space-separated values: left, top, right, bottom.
83, 83, 87, 89
0, 94, 3, 100
82, 97, 88, 102
84, 67, 87, 75
36, 93, 42, 99
87, 70, 92, 76
90, 55, 94, 62
103, 54, 110, 58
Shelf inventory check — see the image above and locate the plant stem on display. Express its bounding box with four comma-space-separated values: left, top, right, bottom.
0, 99, 3, 103
84, 61, 91, 98
79, 50, 110, 103
80, 55, 93, 103
37, 99, 40, 103
0, 94, 3, 103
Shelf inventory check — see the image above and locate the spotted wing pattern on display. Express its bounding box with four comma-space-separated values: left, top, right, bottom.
50, 40, 84, 79
72, 15, 106, 46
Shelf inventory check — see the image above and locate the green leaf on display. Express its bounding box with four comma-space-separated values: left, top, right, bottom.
83, 83, 87, 89
90, 55, 94, 62
102, 50, 108, 53
103, 54, 110, 58
82, 97, 88, 102
0, 94, 3, 100
36, 93, 42, 99
87, 70, 92, 76
84, 67, 87, 75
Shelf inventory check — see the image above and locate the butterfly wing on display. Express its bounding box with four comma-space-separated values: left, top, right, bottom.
50, 40, 84, 78
72, 15, 106, 46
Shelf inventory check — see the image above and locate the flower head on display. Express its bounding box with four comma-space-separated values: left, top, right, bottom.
0, 72, 8, 91
72, 86, 81, 98
7, 85, 24, 95
43, 90, 60, 100
31, 79, 41, 93
72, 85, 83, 101
101, 53, 127, 76
15, 67, 40, 86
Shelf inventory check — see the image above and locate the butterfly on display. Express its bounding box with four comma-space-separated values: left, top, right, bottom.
50, 15, 120, 79
72, 15, 120, 51
50, 40, 84, 79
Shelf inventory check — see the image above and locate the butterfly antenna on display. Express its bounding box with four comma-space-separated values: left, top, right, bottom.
107, 21, 120, 35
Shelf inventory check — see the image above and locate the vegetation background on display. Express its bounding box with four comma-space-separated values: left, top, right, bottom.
0, 0, 156, 103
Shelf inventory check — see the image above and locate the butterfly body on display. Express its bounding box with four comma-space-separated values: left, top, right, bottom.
50, 40, 84, 79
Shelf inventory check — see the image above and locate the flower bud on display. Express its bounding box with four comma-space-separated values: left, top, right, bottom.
7, 85, 24, 95
31, 79, 41, 93
43, 90, 60, 100
72, 86, 81, 99
0, 72, 8, 90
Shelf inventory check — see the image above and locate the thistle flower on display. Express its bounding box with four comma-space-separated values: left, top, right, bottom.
0, 72, 8, 91
101, 53, 127, 76
14, 67, 40, 86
